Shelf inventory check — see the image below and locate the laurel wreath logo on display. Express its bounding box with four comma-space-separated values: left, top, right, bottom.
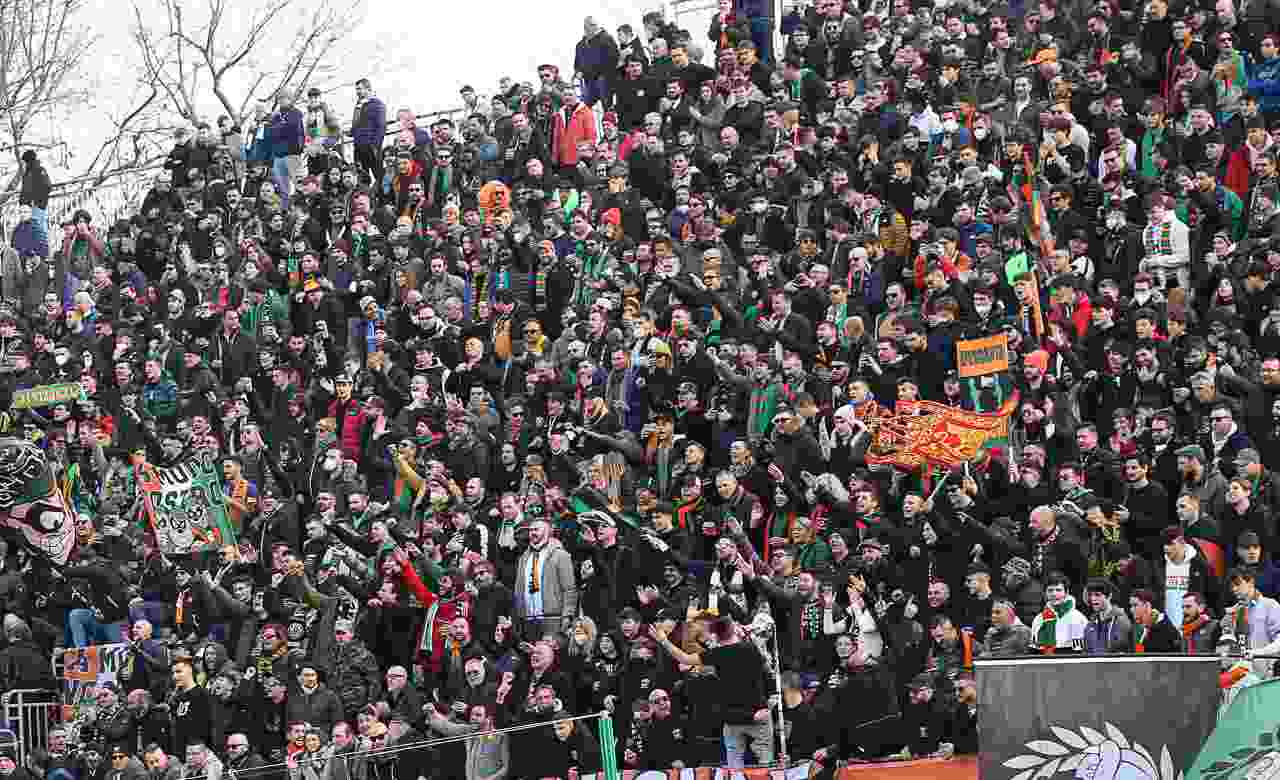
1001, 723, 1183, 780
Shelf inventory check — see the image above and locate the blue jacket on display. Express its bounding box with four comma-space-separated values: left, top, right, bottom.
269, 108, 305, 158
352, 97, 386, 146
574, 31, 619, 81
1248, 55, 1280, 113
11, 221, 47, 259
1083, 605, 1133, 655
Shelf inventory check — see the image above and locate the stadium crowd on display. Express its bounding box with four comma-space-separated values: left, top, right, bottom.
5, 0, 1280, 776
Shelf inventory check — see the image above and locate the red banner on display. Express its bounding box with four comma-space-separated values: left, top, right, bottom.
855, 394, 1018, 470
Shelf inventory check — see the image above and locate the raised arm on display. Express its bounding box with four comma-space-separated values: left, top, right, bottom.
648, 624, 701, 667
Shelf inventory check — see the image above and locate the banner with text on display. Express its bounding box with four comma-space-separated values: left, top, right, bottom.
956, 334, 1010, 378
977, 657, 1218, 780
11, 383, 84, 410
62, 644, 134, 721
142, 461, 236, 554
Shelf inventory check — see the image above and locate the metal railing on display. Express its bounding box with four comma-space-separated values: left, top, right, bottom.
1, 688, 61, 771
0, 104, 469, 242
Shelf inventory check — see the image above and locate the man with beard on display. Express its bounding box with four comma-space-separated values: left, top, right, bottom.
380, 665, 423, 723
223, 734, 265, 777
1137, 411, 1183, 505
1176, 444, 1230, 521
744, 563, 828, 672
80, 683, 134, 750
513, 517, 577, 639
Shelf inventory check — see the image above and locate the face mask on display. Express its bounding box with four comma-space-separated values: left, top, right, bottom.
904, 138, 919, 149
974, 128, 988, 139
975, 302, 992, 316
1134, 290, 1152, 304
751, 202, 767, 214
943, 119, 959, 133
1106, 216, 1124, 230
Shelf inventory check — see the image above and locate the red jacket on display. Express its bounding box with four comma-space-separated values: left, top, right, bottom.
1225, 147, 1252, 199
552, 103, 597, 167
327, 397, 367, 461
1049, 294, 1093, 340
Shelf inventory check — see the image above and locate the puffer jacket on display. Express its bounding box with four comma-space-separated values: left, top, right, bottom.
1084, 605, 1133, 655
1248, 55, 1280, 114
284, 683, 344, 735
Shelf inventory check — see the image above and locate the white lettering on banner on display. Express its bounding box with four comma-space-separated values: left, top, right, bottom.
148, 462, 227, 554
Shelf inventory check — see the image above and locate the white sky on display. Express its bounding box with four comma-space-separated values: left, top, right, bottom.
47, 0, 715, 176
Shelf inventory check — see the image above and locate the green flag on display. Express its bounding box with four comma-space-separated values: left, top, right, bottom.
597, 713, 619, 780
1187, 678, 1280, 780
149, 462, 238, 554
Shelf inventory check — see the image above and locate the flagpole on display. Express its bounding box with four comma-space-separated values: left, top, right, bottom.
773, 624, 788, 768
927, 470, 949, 503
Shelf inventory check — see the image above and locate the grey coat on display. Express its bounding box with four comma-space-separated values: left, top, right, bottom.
978, 621, 1033, 658
513, 539, 578, 622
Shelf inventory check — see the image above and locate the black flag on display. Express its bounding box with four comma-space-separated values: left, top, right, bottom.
976, 656, 1219, 780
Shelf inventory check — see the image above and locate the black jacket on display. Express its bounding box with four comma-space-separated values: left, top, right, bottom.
1134, 614, 1184, 653
20, 161, 51, 209
0, 639, 55, 690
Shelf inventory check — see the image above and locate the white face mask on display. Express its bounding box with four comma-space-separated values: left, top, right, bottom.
751, 202, 768, 214
1106, 215, 1124, 230
975, 302, 992, 316
1134, 289, 1152, 303
943, 119, 959, 133
974, 128, 988, 139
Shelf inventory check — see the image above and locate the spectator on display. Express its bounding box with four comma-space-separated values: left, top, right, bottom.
978, 598, 1033, 657
350, 79, 386, 186
23, 9, 1280, 774
1030, 572, 1088, 653
1129, 589, 1184, 653
1083, 579, 1133, 655
649, 616, 772, 769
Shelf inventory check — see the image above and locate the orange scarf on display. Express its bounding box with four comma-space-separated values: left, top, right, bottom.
1221, 666, 1250, 688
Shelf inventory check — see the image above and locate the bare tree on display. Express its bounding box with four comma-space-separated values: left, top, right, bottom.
131, 0, 367, 128
0, 0, 94, 193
